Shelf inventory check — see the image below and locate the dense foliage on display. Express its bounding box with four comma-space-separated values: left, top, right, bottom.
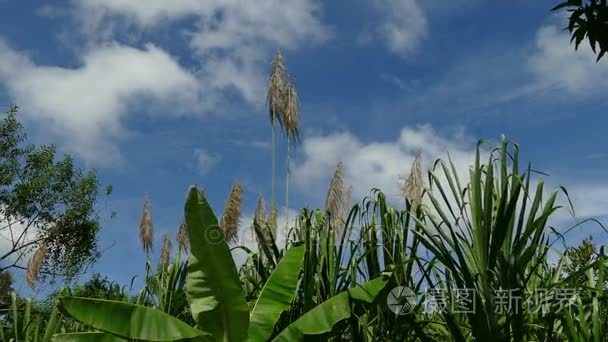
0, 138, 604, 341
0, 105, 107, 281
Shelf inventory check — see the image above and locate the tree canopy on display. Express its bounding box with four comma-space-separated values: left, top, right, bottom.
0, 105, 107, 284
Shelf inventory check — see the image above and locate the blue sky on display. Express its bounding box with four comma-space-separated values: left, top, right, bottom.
1, 0, 607, 295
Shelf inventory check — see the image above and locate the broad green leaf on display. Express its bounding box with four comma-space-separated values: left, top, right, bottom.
59, 297, 206, 341
272, 276, 389, 341
184, 186, 249, 341
54, 332, 126, 341
249, 245, 305, 342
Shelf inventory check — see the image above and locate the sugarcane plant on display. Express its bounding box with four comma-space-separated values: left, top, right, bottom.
0, 290, 68, 341
410, 137, 608, 341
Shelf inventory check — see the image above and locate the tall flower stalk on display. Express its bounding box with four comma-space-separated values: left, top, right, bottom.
400, 152, 423, 207
220, 181, 244, 244
139, 195, 153, 255
267, 52, 286, 214
266, 51, 300, 244
325, 161, 350, 238
282, 77, 299, 244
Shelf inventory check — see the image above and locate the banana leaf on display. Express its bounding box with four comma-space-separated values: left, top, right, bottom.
184, 186, 249, 341
58, 297, 206, 341
272, 276, 389, 341
249, 244, 305, 342
54, 332, 126, 341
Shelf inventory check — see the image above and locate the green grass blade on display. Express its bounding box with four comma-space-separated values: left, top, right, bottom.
54, 332, 127, 341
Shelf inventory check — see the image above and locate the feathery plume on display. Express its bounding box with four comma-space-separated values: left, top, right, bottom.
139, 195, 153, 254
400, 152, 424, 206
254, 195, 266, 226
26, 242, 47, 288
267, 51, 286, 126
282, 77, 300, 143
266, 206, 278, 238
336, 186, 352, 237
325, 161, 350, 233
159, 234, 172, 269
253, 196, 267, 249
176, 220, 188, 255
220, 181, 244, 244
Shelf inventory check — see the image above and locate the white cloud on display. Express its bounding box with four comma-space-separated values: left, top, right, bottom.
72, 0, 330, 107
0, 40, 199, 164
366, 0, 428, 57
0, 1, 329, 164
372, 22, 608, 120
0, 216, 38, 268
291, 125, 608, 248
560, 184, 608, 220
193, 148, 220, 175
529, 25, 608, 94
75, 0, 203, 27
292, 125, 475, 203
544, 181, 608, 247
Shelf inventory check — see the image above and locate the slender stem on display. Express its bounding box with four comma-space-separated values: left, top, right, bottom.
271, 119, 276, 211
285, 138, 291, 246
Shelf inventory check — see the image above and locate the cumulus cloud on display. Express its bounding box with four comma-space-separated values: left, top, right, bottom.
193, 148, 220, 175
72, 0, 330, 106
291, 125, 608, 246
363, 0, 428, 57
74, 0, 203, 27
292, 125, 475, 203
0, 40, 199, 164
0, 1, 329, 164
529, 25, 608, 94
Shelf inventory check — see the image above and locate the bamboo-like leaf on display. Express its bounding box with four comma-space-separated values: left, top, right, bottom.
248, 245, 305, 342
11, 292, 18, 341
58, 297, 206, 341
42, 298, 61, 342
272, 276, 389, 341
184, 186, 249, 341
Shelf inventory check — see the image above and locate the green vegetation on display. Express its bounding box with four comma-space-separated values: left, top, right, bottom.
1, 21, 607, 338
0, 105, 108, 283
0, 135, 604, 341
552, 0, 608, 61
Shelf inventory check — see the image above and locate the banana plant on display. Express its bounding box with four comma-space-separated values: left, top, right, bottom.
56, 186, 390, 341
